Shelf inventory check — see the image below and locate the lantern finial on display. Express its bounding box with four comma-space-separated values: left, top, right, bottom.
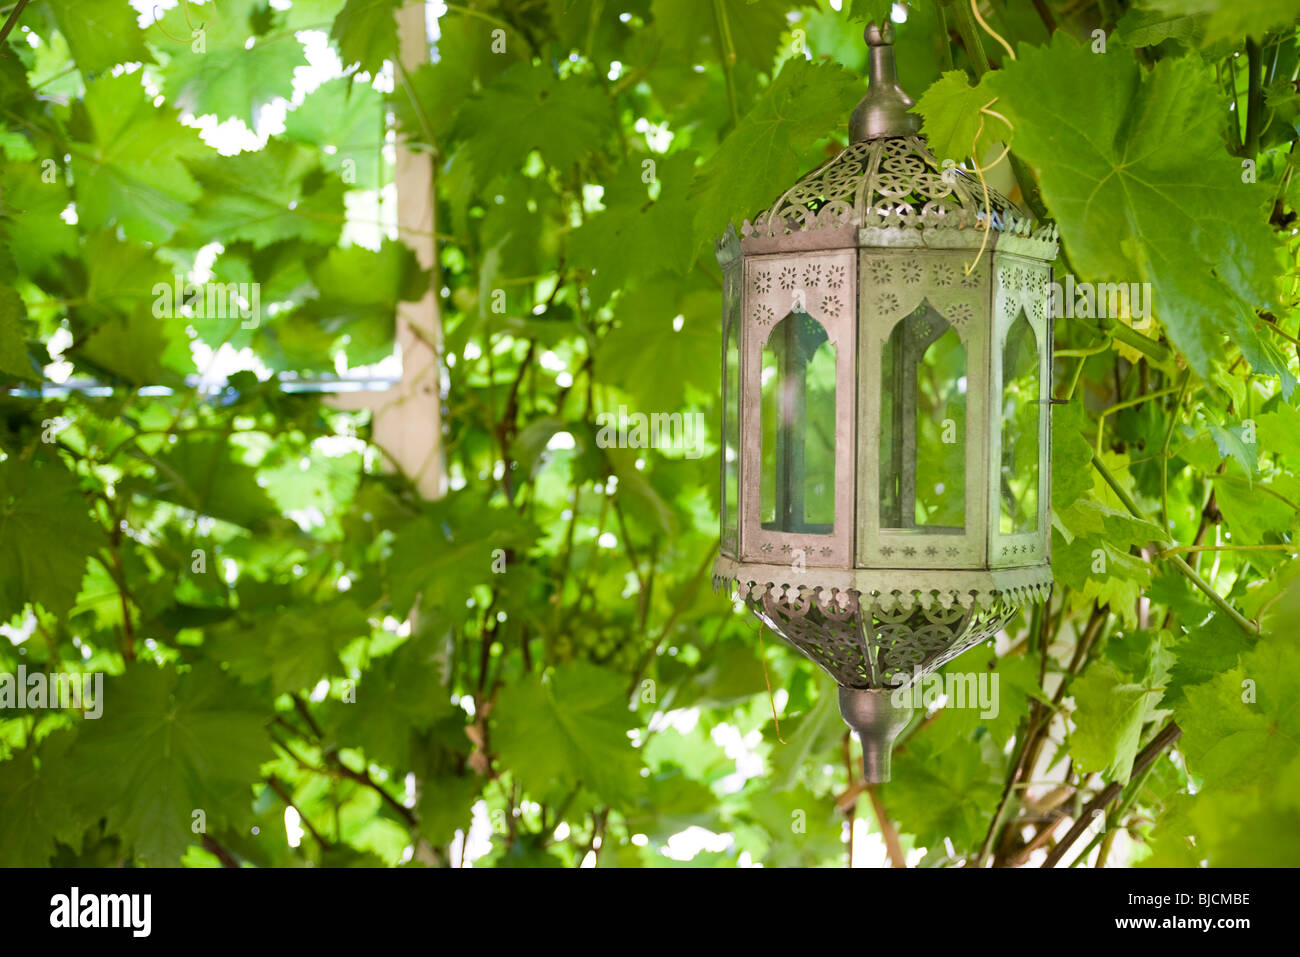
849, 21, 919, 142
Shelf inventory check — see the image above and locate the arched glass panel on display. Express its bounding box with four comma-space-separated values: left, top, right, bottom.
760, 312, 837, 534
879, 303, 966, 531
1000, 311, 1039, 533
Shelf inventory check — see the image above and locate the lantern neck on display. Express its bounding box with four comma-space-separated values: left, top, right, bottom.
849, 22, 919, 142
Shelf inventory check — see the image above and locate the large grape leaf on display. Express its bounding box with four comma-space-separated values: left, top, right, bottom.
571, 150, 700, 305
146, 436, 280, 529
1069, 638, 1171, 784
691, 58, 863, 240
47, 0, 152, 75
451, 63, 611, 189
1178, 634, 1300, 790
180, 140, 346, 247
158, 0, 307, 127
0, 731, 85, 866
209, 599, 370, 696
0, 456, 101, 621
329, 0, 401, 75
0, 284, 34, 380
66, 663, 273, 865
386, 498, 539, 618
284, 77, 384, 186
986, 35, 1285, 385
649, 0, 787, 73
72, 74, 207, 243
1139, 0, 1300, 46
492, 661, 644, 804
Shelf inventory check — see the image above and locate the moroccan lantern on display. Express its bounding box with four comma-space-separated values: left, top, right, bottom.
714, 23, 1059, 782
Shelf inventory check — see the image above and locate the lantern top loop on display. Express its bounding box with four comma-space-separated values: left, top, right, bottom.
849, 22, 920, 142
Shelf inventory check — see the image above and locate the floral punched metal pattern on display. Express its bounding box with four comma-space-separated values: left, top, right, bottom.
749, 590, 1021, 690
746, 251, 854, 336
742, 135, 1059, 257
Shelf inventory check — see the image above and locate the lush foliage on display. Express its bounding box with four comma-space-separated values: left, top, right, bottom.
1, 0, 1299, 868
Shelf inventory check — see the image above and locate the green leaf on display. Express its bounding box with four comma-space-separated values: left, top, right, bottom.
912, 70, 1010, 163
0, 284, 34, 380
650, 0, 787, 73
0, 456, 101, 621
181, 141, 346, 248
148, 436, 280, 528
160, 0, 307, 127
890, 729, 1003, 851
67, 663, 273, 865
692, 58, 862, 239
48, 0, 152, 75
1165, 612, 1256, 707
387, 497, 538, 618
1213, 474, 1297, 542
78, 309, 171, 385
1069, 650, 1168, 784
1051, 400, 1096, 513
332, 632, 457, 767
1178, 634, 1300, 790
492, 661, 643, 804
284, 77, 384, 185
571, 150, 700, 304
1140, 0, 1300, 46
0, 731, 85, 866
211, 599, 369, 696
451, 63, 610, 189
73, 74, 207, 243
987, 36, 1283, 385
329, 0, 401, 74
596, 286, 719, 410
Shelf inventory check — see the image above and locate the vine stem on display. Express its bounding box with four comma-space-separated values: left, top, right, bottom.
711, 0, 740, 129
1091, 453, 1261, 636
1041, 722, 1181, 867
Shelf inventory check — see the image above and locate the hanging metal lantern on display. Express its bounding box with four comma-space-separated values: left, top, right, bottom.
714, 23, 1059, 783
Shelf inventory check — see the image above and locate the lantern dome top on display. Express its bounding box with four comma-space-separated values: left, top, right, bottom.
725, 22, 1058, 260
739, 134, 1056, 251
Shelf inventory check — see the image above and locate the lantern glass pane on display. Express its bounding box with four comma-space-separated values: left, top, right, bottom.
1000, 311, 1039, 533
759, 312, 837, 534
721, 294, 741, 552
879, 303, 966, 532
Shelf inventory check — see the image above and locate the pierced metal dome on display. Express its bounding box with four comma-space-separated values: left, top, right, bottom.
742, 135, 1057, 244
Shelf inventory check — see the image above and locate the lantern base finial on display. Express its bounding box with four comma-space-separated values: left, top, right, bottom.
838, 687, 914, 784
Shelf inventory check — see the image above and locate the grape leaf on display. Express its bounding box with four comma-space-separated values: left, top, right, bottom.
0, 456, 101, 621
66, 663, 273, 865
451, 63, 611, 188
571, 150, 700, 304
0, 731, 85, 866
1139, 0, 1300, 46
329, 0, 401, 75
387, 498, 538, 618
210, 599, 370, 696
1069, 641, 1170, 784
492, 661, 643, 804
48, 0, 152, 75
692, 58, 862, 240
73, 74, 207, 243
649, 0, 787, 72
912, 70, 1010, 163
285, 77, 384, 186
159, 0, 307, 127
147, 436, 280, 528
180, 140, 345, 247
0, 283, 34, 380
987, 35, 1284, 385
